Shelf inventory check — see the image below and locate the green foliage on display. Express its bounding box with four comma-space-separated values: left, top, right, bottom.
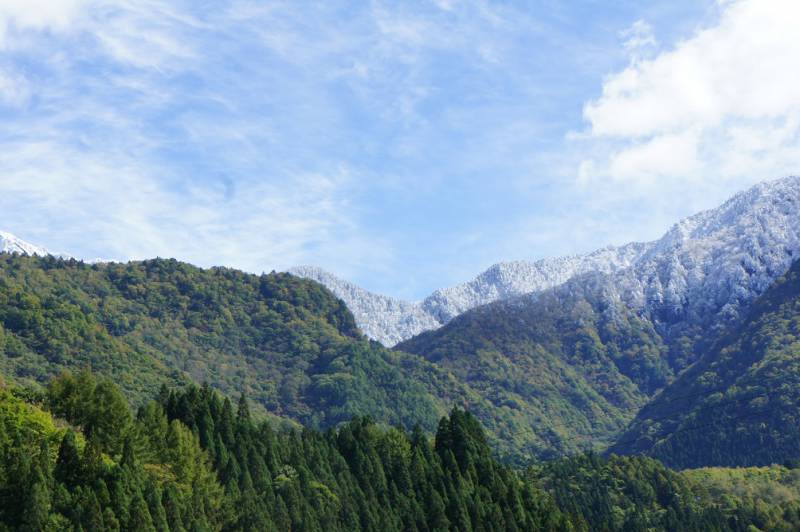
0, 254, 471, 439
0, 370, 572, 531
684, 465, 800, 531
160, 382, 571, 531
4, 251, 800, 473
47, 369, 133, 455
612, 260, 800, 468
5, 369, 800, 531
398, 275, 672, 460
0, 371, 225, 530
534, 453, 730, 531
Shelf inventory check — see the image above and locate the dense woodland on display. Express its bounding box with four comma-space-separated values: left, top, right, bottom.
397, 275, 671, 460
2, 253, 800, 530
3, 370, 800, 531
612, 260, 800, 468
0, 254, 474, 437
0, 254, 663, 461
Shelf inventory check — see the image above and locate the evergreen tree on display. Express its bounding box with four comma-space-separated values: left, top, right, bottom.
54, 429, 82, 487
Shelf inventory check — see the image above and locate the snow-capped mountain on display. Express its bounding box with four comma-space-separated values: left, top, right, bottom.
292, 252, 649, 346
289, 266, 442, 346
0, 231, 52, 256
610, 176, 800, 329
292, 176, 800, 346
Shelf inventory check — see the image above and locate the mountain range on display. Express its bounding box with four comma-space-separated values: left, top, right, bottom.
294, 176, 800, 347
10, 175, 800, 350
2, 176, 800, 467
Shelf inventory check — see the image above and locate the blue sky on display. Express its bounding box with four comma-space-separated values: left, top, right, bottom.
1, 0, 799, 299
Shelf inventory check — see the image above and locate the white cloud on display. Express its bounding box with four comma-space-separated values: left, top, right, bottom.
0, 0, 405, 280
0, 0, 96, 49
90, 0, 200, 70
0, 135, 381, 274
608, 129, 700, 181
580, 0, 800, 185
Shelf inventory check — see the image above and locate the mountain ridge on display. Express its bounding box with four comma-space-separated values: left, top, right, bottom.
295, 176, 800, 346
0, 230, 51, 256
10, 176, 799, 349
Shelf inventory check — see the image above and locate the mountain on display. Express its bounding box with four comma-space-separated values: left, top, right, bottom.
4, 176, 800, 465
399, 273, 667, 459
295, 176, 800, 347
289, 265, 442, 346
609, 258, 800, 468
2, 252, 652, 462
292, 246, 646, 346
0, 230, 51, 256
398, 176, 800, 459
0, 254, 484, 436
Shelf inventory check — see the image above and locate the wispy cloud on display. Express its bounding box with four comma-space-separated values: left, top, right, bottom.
3, 0, 776, 299
0, 0, 390, 277
0, 0, 92, 44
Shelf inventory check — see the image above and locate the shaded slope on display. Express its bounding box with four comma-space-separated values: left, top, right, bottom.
611, 259, 800, 468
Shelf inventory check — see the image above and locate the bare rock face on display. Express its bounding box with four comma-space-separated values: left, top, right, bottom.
292, 176, 800, 346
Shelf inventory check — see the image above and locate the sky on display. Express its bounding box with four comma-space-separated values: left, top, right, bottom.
1, 0, 799, 300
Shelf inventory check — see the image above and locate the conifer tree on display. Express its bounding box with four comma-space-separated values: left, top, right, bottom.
55, 430, 82, 487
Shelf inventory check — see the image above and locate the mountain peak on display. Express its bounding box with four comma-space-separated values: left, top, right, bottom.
0, 231, 51, 256
292, 176, 800, 346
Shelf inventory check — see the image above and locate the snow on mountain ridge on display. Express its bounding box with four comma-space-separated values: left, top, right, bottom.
290, 243, 654, 346
0, 231, 51, 256
292, 176, 800, 347
288, 265, 441, 345
621, 176, 800, 324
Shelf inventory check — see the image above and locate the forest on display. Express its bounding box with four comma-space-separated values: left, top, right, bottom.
2, 369, 800, 531
2, 254, 800, 531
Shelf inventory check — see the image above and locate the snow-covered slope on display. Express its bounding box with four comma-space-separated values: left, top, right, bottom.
288, 266, 442, 345
290, 245, 647, 346
613, 176, 800, 328
0, 231, 52, 256
292, 176, 800, 346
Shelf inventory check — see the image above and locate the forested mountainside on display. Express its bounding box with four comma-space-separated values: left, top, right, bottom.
0, 254, 480, 435
398, 273, 669, 460
396, 177, 800, 465
0, 251, 669, 462
610, 259, 800, 468
298, 177, 800, 347
4, 369, 800, 532
5, 249, 800, 466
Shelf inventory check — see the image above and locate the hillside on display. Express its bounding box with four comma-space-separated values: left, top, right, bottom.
1, 252, 672, 462
610, 259, 800, 468
0, 254, 474, 434
398, 272, 671, 459
4, 178, 800, 466
396, 178, 800, 462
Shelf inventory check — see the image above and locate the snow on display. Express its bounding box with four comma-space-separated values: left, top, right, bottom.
292, 176, 800, 346
0, 231, 52, 256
